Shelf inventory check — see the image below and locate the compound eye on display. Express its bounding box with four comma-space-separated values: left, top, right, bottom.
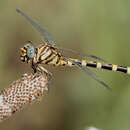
26, 46, 35, 59
24, 41, 32, 48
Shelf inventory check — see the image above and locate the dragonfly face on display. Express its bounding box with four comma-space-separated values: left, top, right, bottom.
20, 41, 35, 63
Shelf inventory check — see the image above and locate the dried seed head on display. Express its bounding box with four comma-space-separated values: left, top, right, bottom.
0, 72, 48, 123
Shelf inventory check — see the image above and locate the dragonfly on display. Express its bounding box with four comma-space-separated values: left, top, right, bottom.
16, 8, 130, 92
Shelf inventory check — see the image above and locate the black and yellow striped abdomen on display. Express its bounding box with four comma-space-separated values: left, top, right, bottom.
68, 59, 130, 74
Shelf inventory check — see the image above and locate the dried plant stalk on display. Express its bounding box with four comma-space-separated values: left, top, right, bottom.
0, 72, 48, 123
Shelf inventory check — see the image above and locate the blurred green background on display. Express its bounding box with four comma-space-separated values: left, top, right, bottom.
0, 0, 130, 130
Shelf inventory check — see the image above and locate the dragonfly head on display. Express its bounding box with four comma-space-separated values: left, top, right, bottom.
20, 41, 35, 63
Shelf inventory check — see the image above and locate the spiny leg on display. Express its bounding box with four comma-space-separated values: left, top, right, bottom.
36, 64, 52, 80
36, 64, 53, 92
31, 63, 51, 79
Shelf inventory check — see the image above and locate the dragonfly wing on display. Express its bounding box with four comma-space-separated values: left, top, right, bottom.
70, 60, 113, 92
57, 47, 106, 62
16, 8, 56, 46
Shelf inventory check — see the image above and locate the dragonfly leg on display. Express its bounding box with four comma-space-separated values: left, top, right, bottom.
32, 63, 52, 80
37, 64, 52, 80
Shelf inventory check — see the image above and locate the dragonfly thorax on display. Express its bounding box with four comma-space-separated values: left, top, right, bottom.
20, 41, 35, 63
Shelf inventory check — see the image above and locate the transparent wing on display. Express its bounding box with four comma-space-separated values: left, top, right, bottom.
57, 47, 106, 62
16, 8, 56, 46
70, 60, 113, 92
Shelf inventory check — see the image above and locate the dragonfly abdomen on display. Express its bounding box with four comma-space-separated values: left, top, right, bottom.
69, 59, 130, 74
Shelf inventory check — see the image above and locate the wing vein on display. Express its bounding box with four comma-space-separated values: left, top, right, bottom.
16, 8, 56, 46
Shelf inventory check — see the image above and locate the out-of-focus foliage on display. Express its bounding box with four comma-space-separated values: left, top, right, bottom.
0, 0, 130, 130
